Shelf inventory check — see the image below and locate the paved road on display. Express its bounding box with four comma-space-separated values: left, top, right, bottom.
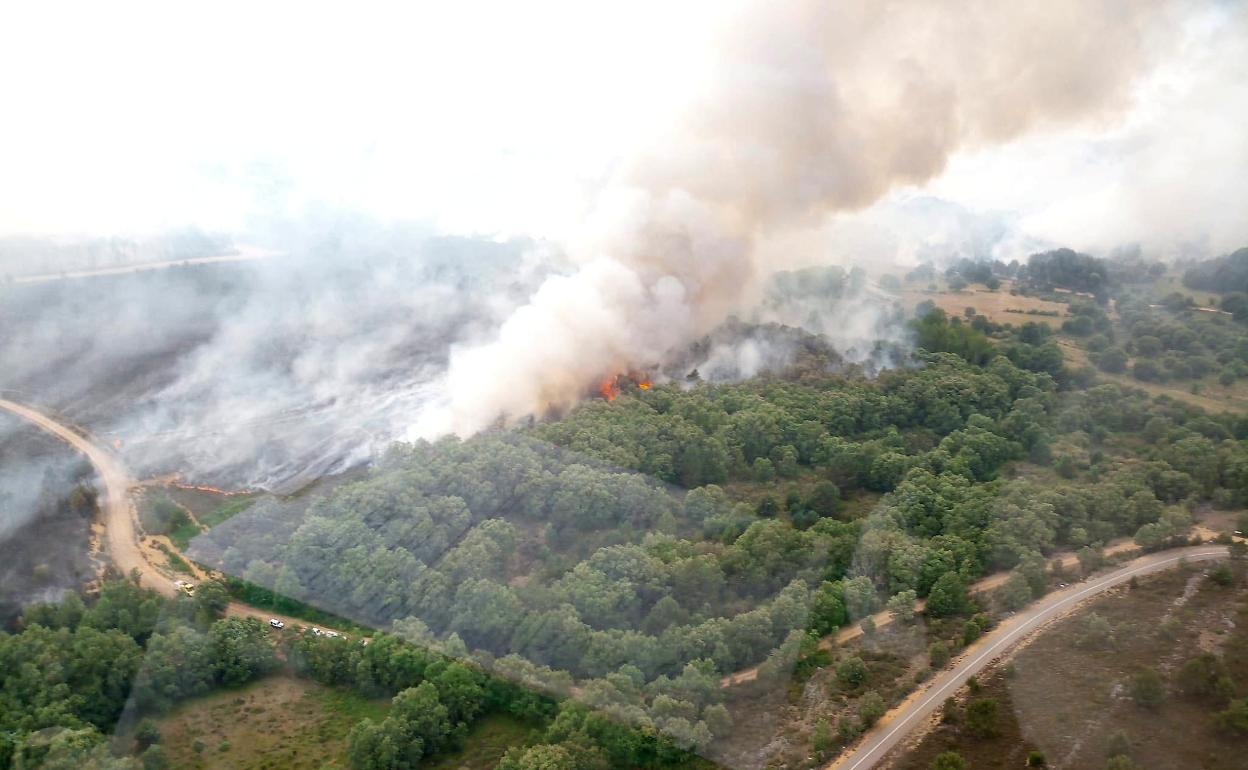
0, 397, 342, 632
10, 245, 280, 284
721, 537, 1138, 687
826, 545, 1230, 770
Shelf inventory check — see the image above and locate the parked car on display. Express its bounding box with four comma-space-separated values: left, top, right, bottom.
269, 619, 285, 629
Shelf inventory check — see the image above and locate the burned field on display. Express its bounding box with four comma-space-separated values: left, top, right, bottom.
0, 411, 98, 624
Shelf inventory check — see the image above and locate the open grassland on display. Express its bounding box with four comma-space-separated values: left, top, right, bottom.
154, 675, 536, 770
899, 282, 1068, 326
153, 675, 389, 770
1059, 339, 1248, 414
889, 560, 1248, 770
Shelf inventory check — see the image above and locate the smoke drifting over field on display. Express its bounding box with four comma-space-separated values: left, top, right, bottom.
0, 0, 1238, 489
434, 0, 1183, 436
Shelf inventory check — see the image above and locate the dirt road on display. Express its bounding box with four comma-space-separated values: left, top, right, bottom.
0, 398, 345, 633
10, 245, 280, 284
826, 545, 1230, 770
0, 398, 174, 596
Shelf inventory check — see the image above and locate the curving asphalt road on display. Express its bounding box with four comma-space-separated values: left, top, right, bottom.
826, 544, 1230, 770
720, 537, 1139, 688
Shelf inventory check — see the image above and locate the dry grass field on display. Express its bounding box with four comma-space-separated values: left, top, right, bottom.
888, 560, 1248, 770
152, 675, 535, 770
154, 675, 389, 770
1059, 340, 1248, 414
898, 281, 1069, 326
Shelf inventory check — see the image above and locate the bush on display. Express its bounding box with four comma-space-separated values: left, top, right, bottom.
1217, 698, 1248, 734
134, 719, 161, 751
1130, 668, 1165, 709
941, 697, 960, 724
1076, 613, 1115, 650
858, 691, 886, 727
141, 745, 168, 770
926, 572, 971, 618
836, 656, 868, 689
966, 697, 1000, 737
1209, 562, 1234, 586
1105, 730, 1131, 757
930, 752, 968, 770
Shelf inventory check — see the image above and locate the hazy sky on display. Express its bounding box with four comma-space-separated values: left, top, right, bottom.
1, 0, 1244, 257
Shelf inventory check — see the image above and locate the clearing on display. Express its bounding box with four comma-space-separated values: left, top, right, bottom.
898, 281, 1068, 326
152, 675, 389, 770
151, 674, 536, 770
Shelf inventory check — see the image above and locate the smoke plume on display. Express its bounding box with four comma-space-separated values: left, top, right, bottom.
435, 0, 1182, 436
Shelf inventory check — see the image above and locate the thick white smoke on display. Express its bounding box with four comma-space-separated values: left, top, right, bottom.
428, 0, 1185, 436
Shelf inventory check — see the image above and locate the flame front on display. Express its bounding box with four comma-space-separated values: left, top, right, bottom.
171, 480, 253, 497
596, 373, 652, 401
598, 376, 621, 402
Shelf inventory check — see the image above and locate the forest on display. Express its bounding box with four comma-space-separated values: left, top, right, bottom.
9, 246, 1248, 769
1184, 247, 1248, 294
0, 575, 706, 770
184, 253, 1248, 761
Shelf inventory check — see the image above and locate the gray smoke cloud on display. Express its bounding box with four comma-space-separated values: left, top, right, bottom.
430, 0, 1186, 437
0, 0, 1223, 491
0, 221, 558, 490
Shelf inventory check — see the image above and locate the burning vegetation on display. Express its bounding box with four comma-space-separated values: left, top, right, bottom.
170, 480, 253, 497
596, 373, 653, 402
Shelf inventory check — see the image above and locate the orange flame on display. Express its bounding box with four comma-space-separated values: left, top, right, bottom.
596, 373, 652, 400
598, 376, 621, 402
170, 481, 252, 497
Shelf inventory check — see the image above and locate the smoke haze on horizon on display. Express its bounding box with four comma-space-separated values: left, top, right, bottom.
0, 0, 1245, 471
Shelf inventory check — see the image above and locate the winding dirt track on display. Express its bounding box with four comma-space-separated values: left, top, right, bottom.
0, 398, 171, 595
0, 398, 331, 628
827, 545, 1230, 770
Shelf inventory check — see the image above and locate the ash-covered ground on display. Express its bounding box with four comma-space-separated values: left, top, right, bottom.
0, 229, 550, 492
0, 222, 902, 495
0, 412, 97, 624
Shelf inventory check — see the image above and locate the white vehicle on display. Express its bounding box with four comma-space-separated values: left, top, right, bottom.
310, 627, 323, 636
269, 619, 285, 629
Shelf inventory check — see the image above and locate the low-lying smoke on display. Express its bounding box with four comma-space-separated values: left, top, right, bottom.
434, 0, 1182, 436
